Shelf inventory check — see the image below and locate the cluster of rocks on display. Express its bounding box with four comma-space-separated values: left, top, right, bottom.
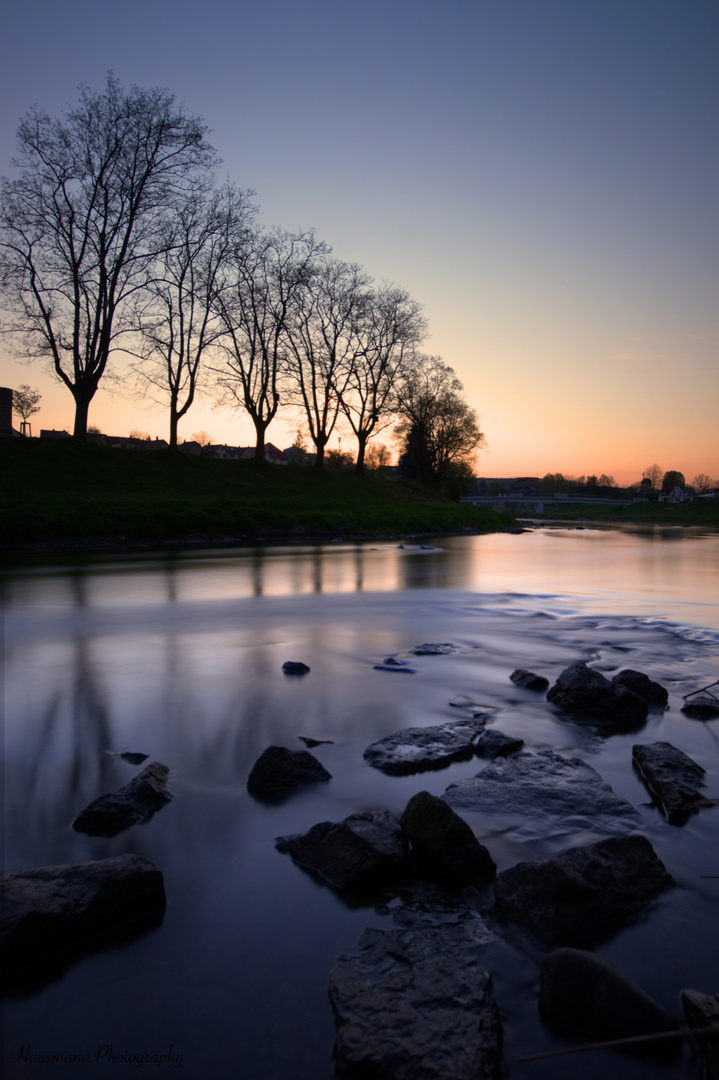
2, 755, 171, 993
246, 655, 718, 1077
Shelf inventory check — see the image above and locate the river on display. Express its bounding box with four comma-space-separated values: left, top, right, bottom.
3, 524, 719, 1079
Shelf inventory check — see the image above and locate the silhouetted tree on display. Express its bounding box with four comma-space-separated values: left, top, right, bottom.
130, 183, 255, 448
395, 354, 484, 493
642, 463, 663, 490
662, 469, 685, 493
12, 384, 41, 429
693, 473, 714, 494
213, 228, 327, 462
0, 74, 217, 439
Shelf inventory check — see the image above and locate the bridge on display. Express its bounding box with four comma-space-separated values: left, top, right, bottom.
462, 495, 638, 514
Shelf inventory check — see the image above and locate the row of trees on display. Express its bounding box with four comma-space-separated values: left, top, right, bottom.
538, 468, 716, 498
0, 75, 483, 489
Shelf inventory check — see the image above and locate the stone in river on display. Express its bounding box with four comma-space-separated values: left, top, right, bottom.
546, 661, 648, 728
373, 657, 416, 673
681, 687, 719, 720
681, 988, 719, 1080
1, 854, 166, 992
493, 834, 674, 946
510, 668, 550, 691
329, 911, 503, 1080
473, 728, 524, 758
400, 791, 496, 886
443, 749, 640, 834
72, 762, 173, 837
539, 947, 679, 1040
276, 809, 409, 893
611, 669, 668, 708
412, 643, 458, 655
282, 660, 310, 675
632, 741, 712, 824
363, 718, 489, 775
246, 745, 331, 801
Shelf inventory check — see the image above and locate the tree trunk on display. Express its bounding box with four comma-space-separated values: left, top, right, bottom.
253, 419, 269, 463
169, 410, 179, 451
72, 395, 90, 441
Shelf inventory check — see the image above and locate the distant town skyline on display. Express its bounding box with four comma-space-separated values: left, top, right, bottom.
2, 0, 717, 487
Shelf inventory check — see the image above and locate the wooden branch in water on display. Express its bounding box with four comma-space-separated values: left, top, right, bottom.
516, 1024, 719, 1063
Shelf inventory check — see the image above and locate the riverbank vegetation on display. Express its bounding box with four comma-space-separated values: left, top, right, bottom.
0, 439, 515, 548
531, 500, 719, 527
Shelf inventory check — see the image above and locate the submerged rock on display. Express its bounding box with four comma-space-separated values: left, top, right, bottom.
297, 735, 334, 748
282, 660, 310, 675
681, 988, 719, 1080
682, 689, 719, 720
510, 668, 550, 692
276, 809, 409, 893
413, 643, 458, 655
400, 791, 496, 886
632, 741, 711, 824
547, 661, 648, 728
373, 657, 416, 673
1, 854, 166, 992
72, 762, 173, 837
363, 718, 489, 775
329, 912, 502, 1080
246, 745, 331, 800
611, 669, 668, 708
443, 749, 640, 834
118, 751, 149, 765
539, 947, 679, 1040
493, 834, 674, 946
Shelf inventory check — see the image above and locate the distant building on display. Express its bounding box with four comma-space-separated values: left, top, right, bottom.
40, 429, 71, 439
106, 435, 168, 450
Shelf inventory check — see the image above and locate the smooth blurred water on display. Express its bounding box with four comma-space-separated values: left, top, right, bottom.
3, 525, 719, 1079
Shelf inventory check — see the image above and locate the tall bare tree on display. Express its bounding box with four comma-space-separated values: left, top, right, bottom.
0, 74, 217, 438
284, 259, 371, 469
213, 229, 328, 462
339, 283, 426, 472
130, 183, 256, 448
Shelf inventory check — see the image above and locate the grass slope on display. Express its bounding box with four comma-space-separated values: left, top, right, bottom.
1, 439, 515, 547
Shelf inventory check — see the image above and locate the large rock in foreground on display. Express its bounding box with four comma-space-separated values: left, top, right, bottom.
246, 745, 331, 801
443, 749, 640, 835
363, 718, 490, 775
276, 810, 409, 894
1, 854, 166, 992
539, 947, 679, 1039
632, 741, 711, 824
72, 762, 173, 837
400, 791, 496, 886
329, 911, 502, 1080
493, 834, 674, 946
611, 669, 668, 708
547, 662, 648, 728
682, 988, 719, 1080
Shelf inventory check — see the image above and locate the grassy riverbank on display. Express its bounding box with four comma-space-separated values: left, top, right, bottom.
1, 439, 515, 548
531, 499, 719, 527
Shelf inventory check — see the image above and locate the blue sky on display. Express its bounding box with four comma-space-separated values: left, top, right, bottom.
2, 0, 717, 482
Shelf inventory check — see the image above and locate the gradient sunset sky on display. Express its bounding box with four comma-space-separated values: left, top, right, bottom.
2, 0, 717, 485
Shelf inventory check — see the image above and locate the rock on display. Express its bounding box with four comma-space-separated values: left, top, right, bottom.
547, 661, 648, 728
510, 668, 550, 691
118, 751, 149, 765
539, 947, 679, 1039
246, 745, 331, 800
363, 718, 489, 775
681, 988, 719, 1080
682, 690, 719, 720
443, 749, 640, 834
1, 854, 166, 992
493, 834, 674, 946
400, 791, 496, 886
373, 657, 416, 673
72, 762, 173, 837
297, 735, 334, 748
632, 741, 711, 824
413, 643, 458, 655
473, 729, 524, 758
282, 660, 310, 675
611, 669, 668, 708
276, 809, 409, 893
329, 911, 502, 1080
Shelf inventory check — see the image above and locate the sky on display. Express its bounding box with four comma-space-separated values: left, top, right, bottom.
1, 0, 717, 485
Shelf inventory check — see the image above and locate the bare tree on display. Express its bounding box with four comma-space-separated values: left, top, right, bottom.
12, 384, 41, 432
213, 229, 327, 462
0, 74, 217, 439
692, 473, 714, 494
130, 183, 255, 448
284, 259, 370, 469
340, 283, 426, 473
642, 464, 663, 490
395, 354, 484, 493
